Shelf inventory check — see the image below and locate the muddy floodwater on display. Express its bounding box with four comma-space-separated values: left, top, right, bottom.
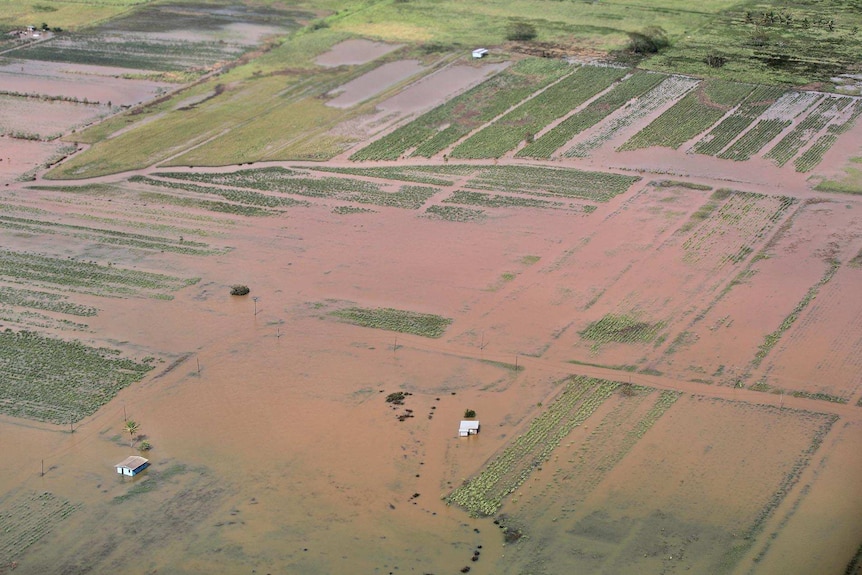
1, 37, 861, 575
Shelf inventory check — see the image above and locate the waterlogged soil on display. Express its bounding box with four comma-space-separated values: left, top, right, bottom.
0, 46, 861, 575
315, 39, 402, 68
325, 60, 426, 108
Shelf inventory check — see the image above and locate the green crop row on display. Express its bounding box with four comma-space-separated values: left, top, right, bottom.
0, 286, 97, 317
718, 119, 791, 161
618, 80, 754, 151
517, 71, 665, 159
580, 313, 665, 345
0, 214, 222, 256
765, 96, 853, 167
463, 165, 639, 203
424, 205, 485, 222
450, 65, 628, 159
793, 100, 862, 172
137, 191, 275, 217
0, 249, 198, 300
131, 175, 309, 209
0, 329, 154, 423
0, 307, 90, 333
331, 306, 452, 338
752, 259, 840, 368
152, 169, 436, 209
446, 376, 618, 516
566, 75, 699, 157
692, 85, 786, 156
0, 491, 79, 562
443, 190, 566, 211
350, 58, 572, 161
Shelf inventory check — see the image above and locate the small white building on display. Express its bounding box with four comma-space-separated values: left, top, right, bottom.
472, 48, 489, 59
459, 420, 480, 437
115, 455, 149, 476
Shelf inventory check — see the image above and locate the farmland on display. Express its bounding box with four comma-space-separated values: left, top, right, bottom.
0, 2, 861, 575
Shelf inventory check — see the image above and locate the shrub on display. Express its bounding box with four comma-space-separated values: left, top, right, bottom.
230, 285, 250, 296
627, 26, 669, 54
464, 409, 476, 418
507, 21, 537, 42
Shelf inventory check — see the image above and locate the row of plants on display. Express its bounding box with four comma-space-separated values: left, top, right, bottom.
449, 65, 628, 159
794, 99, 862, 172
752, 259, 840, 368
152, 169, 437, 210
0, 307, 90, 333
517, 70, 666, 159
566, 75, 699, 157
764, 96, 854, 167
0, 214, 221, 256
137, 191, 275, 217
0, 249, 198, 299
310, 165, 473, 187
691, 85, 786, 156
424, 205, 485, 222
579, 313, 666, 346
717, 118, 792, 161
350, 58, 571, 161
0, 492, 79, 562
131, 175, 309, 209
463, 165, 639, 203
0, 329, 154, 423
0, 286, 97, 317
442, 190, 568, 211
446, 377, 619, 516
618, 79, 754, 151
331, 306, 453, 338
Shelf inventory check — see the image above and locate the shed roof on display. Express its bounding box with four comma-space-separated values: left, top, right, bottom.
459, 420, 480, 430
116, 455, 149, 470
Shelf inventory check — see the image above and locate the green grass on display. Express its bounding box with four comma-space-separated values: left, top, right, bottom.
331, 306, 453, 338
0, 330, 154, 423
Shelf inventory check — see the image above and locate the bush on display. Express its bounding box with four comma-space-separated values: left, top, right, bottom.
230, 285, 250, 296
464, 409, 476, 418
507, 21, 537, 42
627, 26, 669, 54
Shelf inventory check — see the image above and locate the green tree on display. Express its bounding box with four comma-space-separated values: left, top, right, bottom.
507, 21, 537, 42
125, 420, 140, 447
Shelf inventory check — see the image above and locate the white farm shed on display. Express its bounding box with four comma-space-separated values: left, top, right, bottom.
459, 420, 480, 437
115, 455, 149, 476
472, 48, 488, 59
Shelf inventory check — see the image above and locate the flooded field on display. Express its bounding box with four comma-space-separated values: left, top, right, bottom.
0, 6, 861, 574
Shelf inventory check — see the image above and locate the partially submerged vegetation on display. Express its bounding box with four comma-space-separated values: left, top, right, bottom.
331, 306, 453, 338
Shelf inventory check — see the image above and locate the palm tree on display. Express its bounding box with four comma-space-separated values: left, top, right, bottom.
125, 420, 140, 448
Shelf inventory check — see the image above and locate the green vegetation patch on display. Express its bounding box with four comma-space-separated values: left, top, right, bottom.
130, 175, 308, 209
580, 313, 665, 345
0, 249, 198, 299
0, 286, 97, 317
619, 79, 754, 151
0, 491, 78, 563
0, 330, 154, 423
450, 64, 628, 159
765, 96, 857, 167
446, 376, 620, 516
350, 58, 571, 161
424, 205, 485, 222
331, 306, 452, 338
151, 168, 436, 209
443, 190, 566, 211
692, 85, 787, 156
518, 70, 665, 159
464, 165, 639, 202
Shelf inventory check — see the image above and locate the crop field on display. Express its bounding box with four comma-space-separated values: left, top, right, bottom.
0, 491, 78, 564
350, 58, 571, 161
0, 329, 153, 422
499, 395, 838, 574
152, 168, 438, 210
330, 306, 452, 338
449, 65, 628, 159
517, 70, 666, 159
618, 79, 755, 151
0, 248, 198, 299
1, 3, 862, 574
